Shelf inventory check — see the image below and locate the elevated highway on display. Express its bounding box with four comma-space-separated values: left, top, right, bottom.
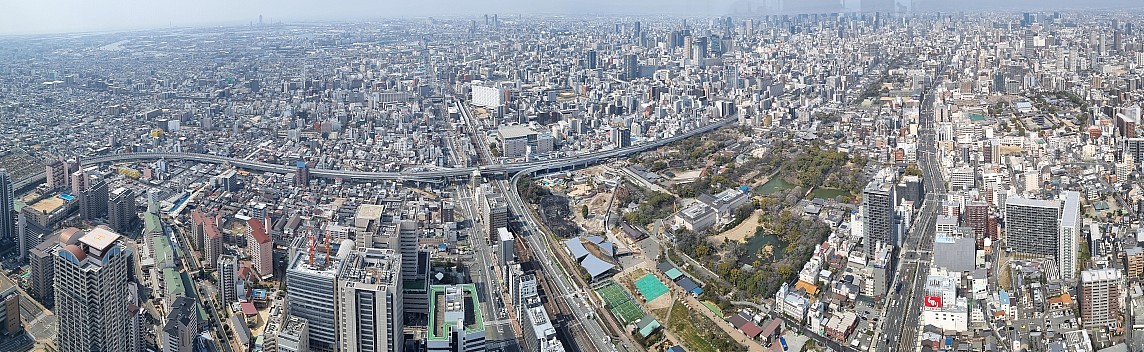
17, 117, 734, 188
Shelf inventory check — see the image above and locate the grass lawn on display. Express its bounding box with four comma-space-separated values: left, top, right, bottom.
701, 301, 724, 318
666, 302, 719, 352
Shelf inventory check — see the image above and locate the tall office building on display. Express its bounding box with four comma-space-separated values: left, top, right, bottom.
622, 54, 639, 81
395, 221, 419, 281
862, 174, 896, 258
1004, 197, 1061, 257
217, 254, 239, 310
585, 50, 598, 69
0, 169, 13, 242
286, 248, 342, 351
692, 36, 708, 64
1125, 138, 1144, 164
108, 187, 137, 233
337, 249, 403, 352
162, 296, 201, 352
611, 127, 631, 148
480, 188, 508, 242
54, 227, 132, 352
395, 221, 431, 315
1058, 191, 1082, 281
1080, 268, 1122, 328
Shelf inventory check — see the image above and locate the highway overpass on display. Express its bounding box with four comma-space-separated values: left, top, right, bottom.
17, 116, 734, 188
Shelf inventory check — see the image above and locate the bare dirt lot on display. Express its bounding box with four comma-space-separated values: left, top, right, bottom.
707, 209, 761, 244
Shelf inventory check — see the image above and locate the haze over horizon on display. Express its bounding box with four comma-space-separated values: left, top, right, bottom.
0, 0, 1141, 36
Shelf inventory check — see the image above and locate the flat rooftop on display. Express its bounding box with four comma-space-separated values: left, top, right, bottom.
356, 204, 385, 220
1081, 268, 1122, 283
429, 284, 484, 340
1006, 196, 1060, 209
79, 227, 122, 252
29, 196, 66, 214
498, 124, 536, 140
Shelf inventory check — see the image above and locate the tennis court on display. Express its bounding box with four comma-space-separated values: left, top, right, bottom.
596, 281, 646, 324
635, 274, 669, 301
611, 300, 645, 324
597, 282, 630, 308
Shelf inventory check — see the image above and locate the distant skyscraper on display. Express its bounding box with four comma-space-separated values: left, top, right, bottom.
862, 173, 896, 258
0, 169, 13, 242
54, 228, 132, 352
586, 50, 598, 69
622, 54, 639, 81
611, 127, 631, 148
692, 36, 708, 64
992, 72, 1006, 94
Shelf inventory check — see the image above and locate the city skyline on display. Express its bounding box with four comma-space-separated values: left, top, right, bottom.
2, 0, 1143, 36
2, 6, 1144, 352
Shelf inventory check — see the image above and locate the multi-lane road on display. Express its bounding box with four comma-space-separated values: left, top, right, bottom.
875, 37, 956, 351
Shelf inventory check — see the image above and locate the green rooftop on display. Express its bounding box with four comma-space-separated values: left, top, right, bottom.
428, 284, 484, 341
154, 236, 173, 265
969, 114, 985, 121
145, 212, 163, 235
163, 267, 186, 297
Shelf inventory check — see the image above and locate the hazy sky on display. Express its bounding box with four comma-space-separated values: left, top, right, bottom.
0, 0, 1138, 36
0, 0, 741, 35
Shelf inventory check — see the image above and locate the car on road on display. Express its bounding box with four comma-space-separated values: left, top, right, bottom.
780, 337, 788, 351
